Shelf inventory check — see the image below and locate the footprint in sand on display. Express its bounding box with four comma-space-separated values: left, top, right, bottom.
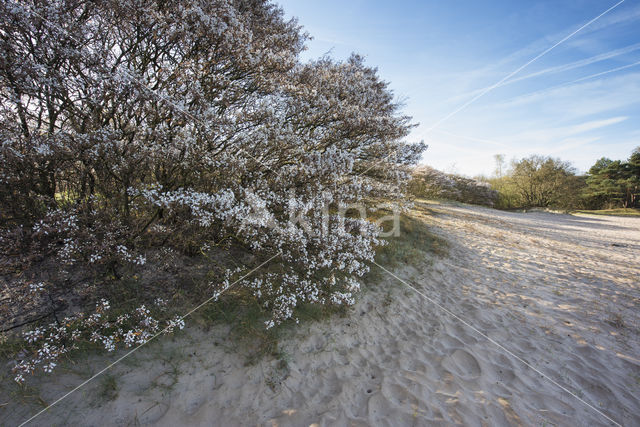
442, 349, 482, 380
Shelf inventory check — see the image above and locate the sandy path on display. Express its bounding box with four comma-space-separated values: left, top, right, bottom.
6, 202, 640, 426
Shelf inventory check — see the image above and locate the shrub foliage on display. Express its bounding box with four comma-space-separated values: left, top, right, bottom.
409, 166, 498, 207
1, 0, 424, 379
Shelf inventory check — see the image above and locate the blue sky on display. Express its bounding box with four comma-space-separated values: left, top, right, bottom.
277, 0, 640, 177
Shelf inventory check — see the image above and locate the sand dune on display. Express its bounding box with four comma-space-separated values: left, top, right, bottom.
6, 201, 640, 426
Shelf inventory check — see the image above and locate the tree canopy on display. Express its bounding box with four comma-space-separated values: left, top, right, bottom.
584, 148, 640, 209
508, 155, 582, 208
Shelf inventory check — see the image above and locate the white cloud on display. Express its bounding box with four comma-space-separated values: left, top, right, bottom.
489, 72, 640, 118
452, 43, 640, 102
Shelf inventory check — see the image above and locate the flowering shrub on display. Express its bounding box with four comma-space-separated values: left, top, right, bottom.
0, 0, 425, 366
12, 298, 183, 383
410, 166, 498, 207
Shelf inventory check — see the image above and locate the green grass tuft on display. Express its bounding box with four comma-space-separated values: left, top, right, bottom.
572, 208, 640, 217
372, 209, 447, 269
96, 374, 118, 402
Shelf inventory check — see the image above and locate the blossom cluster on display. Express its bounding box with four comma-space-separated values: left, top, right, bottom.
12, 299, 184, 384
27, 206, 145, 267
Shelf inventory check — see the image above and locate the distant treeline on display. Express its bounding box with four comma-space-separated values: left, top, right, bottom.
410, 147, 640, 211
